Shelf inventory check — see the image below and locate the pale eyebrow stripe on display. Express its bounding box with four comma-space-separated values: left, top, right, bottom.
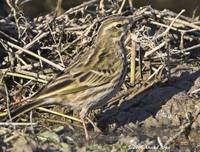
103, 22, 122, 31
102, 20, 129, 31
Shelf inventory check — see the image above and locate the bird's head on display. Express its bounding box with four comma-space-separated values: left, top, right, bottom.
96, 16, 130, 41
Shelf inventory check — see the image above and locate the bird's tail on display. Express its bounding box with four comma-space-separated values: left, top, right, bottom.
0, 99, 51, 122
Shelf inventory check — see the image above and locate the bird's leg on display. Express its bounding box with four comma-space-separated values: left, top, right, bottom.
80, 108, 102, 140
81, 117, 89, 141
86, 117, 101, 133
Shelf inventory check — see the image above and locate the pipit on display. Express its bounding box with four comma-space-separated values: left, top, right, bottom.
4, 15, 142, 139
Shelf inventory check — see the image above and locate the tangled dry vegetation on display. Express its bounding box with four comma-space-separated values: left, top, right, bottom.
0, 0, 200, 151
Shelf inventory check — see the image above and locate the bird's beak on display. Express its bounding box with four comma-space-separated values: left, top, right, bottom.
127, 14, 143, 25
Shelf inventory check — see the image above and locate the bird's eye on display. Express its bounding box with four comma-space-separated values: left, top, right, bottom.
116, 24, 122, 28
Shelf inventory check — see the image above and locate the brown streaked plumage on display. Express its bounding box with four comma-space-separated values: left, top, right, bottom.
4, 15, 142, 139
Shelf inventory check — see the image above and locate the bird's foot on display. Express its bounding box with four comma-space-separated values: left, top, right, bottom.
86, 117, 101, 133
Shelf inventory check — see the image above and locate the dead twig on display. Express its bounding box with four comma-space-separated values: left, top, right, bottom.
5, 41, 65, 71
154, 9, 185, 40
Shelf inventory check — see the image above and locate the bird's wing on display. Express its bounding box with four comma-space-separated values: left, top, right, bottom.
35, 68, 114, 100
37, 47, 114, 99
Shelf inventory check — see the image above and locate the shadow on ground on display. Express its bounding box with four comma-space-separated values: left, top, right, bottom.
97, 68, 200, 129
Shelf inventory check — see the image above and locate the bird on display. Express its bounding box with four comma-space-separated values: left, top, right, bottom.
3, 15, 142, 139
